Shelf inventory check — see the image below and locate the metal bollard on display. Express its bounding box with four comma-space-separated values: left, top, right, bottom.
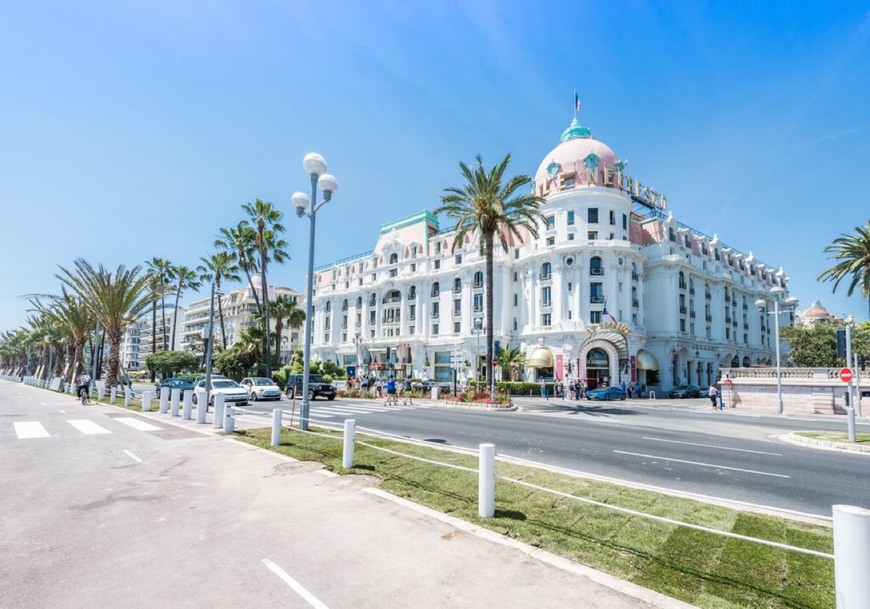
110, 386, 117, 404
170, 388, 181, 416
124, 386, 131, 407
212, 394, 226, 429
834, 504, 870, 607
182, 391, 193, 420
271, 409, 282, 446
141, 390, 152, 412
223, 405, 235, 433
158, 390, 169, 414
343, 419, 356, 469
478, 443, 495, 518
195, 390, 207, 424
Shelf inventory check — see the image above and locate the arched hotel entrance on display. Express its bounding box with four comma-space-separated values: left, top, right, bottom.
585, 348, 610, 389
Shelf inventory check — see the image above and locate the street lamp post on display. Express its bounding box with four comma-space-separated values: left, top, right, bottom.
203, 281, 220, 409
293, 153, 338, 431
756, 287, 798, 416
473, 321, 482, 385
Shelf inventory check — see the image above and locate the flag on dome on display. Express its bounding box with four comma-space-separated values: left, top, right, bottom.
574, 91, 582, 115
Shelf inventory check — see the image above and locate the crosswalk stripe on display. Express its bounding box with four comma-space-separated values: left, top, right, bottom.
114, 417, 162, 432
14, 421, 50, 439
68, 419, 111, 435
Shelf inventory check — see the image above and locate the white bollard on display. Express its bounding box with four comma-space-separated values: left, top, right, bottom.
223, 405, 235, 433
182, 391, 193, 420
124, 386, 131, 407
110, 386, 117, 404
97, 384, 105, 401
834, 504, 870, 607
195, 389, 207, 424
478, 443, 495, 518
432, 386, 439, 401
141, 390, 152, 412
170, 388, 181, 416
271, 409, 282, 446
343, 419, 356, 469
212, 394, 226, 429
158, 390, 169, 414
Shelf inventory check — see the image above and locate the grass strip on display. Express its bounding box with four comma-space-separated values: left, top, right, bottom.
796, 431, 870, 444
234, 426, 835, 609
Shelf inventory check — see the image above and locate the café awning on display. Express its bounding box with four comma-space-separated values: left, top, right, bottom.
527, 347, 554, 368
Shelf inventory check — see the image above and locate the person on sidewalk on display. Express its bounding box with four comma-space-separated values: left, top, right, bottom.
709, 383, 719, 409
540, 379, 548, 401
385, 377, 397, 405
402, 378, 414, 405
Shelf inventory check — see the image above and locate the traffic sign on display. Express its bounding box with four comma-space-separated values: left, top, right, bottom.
840, 368, 854, 383
723, 378, 733, 387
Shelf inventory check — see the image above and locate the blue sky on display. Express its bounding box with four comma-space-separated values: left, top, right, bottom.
1, 1, 869, 332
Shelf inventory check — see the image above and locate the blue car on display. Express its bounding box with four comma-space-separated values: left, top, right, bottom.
586, 386, 627, 401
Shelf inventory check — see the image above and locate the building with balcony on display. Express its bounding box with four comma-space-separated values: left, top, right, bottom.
308, 110, 793, 393
120, 306, 185, 371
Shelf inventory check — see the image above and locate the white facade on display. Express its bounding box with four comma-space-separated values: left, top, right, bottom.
309, 114, 793, 392
120, 306, 185, 371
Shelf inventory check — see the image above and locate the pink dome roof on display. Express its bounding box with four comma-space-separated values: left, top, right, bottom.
534, 119, 620, 191
802, 300, 830, 319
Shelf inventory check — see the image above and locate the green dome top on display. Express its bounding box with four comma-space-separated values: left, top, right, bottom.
560, 117, 592, 142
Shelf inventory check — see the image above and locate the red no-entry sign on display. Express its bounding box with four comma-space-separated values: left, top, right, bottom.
840, 368, 854, 383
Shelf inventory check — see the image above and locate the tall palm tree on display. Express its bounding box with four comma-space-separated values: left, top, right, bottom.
57, 259, 153, 387
818, 220, 870, 319
436, 153, 545, 398
168, 265, 202, 351
145, 257, 173, 354
496, 346, 526, 381
36, 288, 94, 384
261, 294, 305, 366
242, 199, 289, 376
215, 221, 262, 311
197, 252, 242, 350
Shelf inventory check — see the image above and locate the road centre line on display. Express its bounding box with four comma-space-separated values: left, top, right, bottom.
613, 450, 790, 478
641, 436, 782, 456
262, 558, 329, 609
122, 450, 143, 463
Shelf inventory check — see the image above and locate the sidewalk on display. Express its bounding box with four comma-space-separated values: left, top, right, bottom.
130, 399, 694, 609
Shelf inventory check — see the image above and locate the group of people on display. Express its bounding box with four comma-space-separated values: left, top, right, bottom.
540, 379, 646, 401
348, 375, 415, 405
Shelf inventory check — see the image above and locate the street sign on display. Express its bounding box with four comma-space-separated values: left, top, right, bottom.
840, 368, 854, 383
723, 378, 733, 387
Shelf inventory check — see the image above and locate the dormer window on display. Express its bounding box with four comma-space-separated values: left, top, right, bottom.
389, 253, 398, 265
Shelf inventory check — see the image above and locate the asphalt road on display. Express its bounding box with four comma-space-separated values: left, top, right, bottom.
1, 381, 657, 609
240, 395, 870, 519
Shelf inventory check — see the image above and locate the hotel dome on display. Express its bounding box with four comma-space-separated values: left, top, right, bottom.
534, 117, 620, 189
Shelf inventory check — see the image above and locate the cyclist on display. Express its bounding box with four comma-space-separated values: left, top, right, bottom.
76, 372, 92, 402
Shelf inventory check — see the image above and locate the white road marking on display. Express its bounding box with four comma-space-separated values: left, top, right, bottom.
123, 450, 143, 463
68, 419, 111, 435
262, 558, 329, 609
40, 402, 46, 405
14, 422, 50, 439
308, 413, 334, 419
641, 436, 782, 456
613, 450, 790, 478
58, 410, 66, 414
114, 417, 162, 432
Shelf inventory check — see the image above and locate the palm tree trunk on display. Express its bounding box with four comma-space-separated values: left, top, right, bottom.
70, 337, 85, 385
485, 233, 495, 400
161, 289, 168, 351
106, 331, 122, 387
261, 248, 272, 376
37, 346, 48, 379
171, 286, 182, 350
150, 300, 157, 382
218, 297, 227, 350
274, 317, 284, 366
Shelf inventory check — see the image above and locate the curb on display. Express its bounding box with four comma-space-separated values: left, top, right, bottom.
782, 432, 870, 455
362, 487, 697, 609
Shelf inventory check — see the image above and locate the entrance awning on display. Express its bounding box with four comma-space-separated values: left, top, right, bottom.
636, 350, 659, 371
527, 347, 554, 368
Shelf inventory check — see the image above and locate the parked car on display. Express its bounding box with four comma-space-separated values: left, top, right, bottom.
193, 373, 227, 385
284, 374, 336, 401
411, 380, 452, 393
240, 377, 282, 401
669, 384, 701, 399
586, 386, 627, 401
698, 386, 711, 398
155, 377, 195, 398
192, 378, 249, 407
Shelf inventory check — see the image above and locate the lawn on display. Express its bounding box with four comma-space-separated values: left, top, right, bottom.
235, 426, 835, 609
796, 431, 870, 444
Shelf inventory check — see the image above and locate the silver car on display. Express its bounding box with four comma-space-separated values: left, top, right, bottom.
240, 377, 283, 401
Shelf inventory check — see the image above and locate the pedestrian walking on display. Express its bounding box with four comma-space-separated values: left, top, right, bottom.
540, 379, 548, 401
385, 377, 397, 405
709, 383, 719, 410
402, 378, 413, 405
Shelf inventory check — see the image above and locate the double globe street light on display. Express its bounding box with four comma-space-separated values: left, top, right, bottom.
293, 153, 337, 431
755, 286, 798, 416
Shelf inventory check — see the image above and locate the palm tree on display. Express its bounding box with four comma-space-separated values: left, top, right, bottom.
215, 222, 262, 312
261, 294, 305, 366
197, 252, 242, 350
242, 199, 289, 376
168, 265, 202, 351
496, 346, 526, 381
35, 288, 94, 384
819, 221, 870, 318
435, 153, 545, 398
145, 257, 173, 355
57, 259, 153, 387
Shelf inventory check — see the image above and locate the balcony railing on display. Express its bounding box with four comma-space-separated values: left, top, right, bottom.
590, 296, 604, 304
431, 290, 440, 297
541, 300, 552, 308
539, 273, 552, 280
473, 306, 483, 312
689, 287, 695, 295
705, 315, 713, 322
453, 286, 462, 293
690, 311, 696, 318
431, 311, 439, 319
473, 282, 483, 288
725, 316, 732, 323
631, 271, 639, 281
632, 299, 639, 308
705, 293, 712, 300
679, 282, 687, 290
382, 296, 402, 304
590, 268, 604, 276
680, 306, 687, 314
407, 292, 416, 300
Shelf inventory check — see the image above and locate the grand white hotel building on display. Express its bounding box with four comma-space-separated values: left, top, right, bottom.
309, 113, 792, 392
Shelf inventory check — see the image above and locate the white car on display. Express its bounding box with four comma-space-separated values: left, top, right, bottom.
240, 377, 283, 401
192, 379, 249, 407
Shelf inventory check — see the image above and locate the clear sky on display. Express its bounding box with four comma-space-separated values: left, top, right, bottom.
1, 1, 869, 332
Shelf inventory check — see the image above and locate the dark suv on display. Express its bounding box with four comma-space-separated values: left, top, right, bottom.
285, 374, 337, 401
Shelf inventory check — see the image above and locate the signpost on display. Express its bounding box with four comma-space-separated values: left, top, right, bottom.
723, 378, 733, 409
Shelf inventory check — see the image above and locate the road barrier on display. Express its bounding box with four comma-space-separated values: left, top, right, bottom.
212, 395, 225, 430
170, 388, 181, 417
182, 392, 193, 420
